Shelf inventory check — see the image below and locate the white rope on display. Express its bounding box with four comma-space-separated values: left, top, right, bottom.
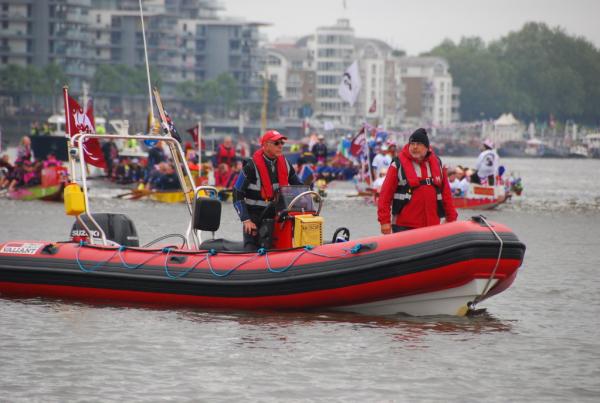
473, 215, 504, 305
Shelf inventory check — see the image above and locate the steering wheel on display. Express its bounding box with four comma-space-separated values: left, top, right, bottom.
286, 190, 324, 216
332, 227, 350, 243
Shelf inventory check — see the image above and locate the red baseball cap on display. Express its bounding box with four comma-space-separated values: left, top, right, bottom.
260, 130, 287, 145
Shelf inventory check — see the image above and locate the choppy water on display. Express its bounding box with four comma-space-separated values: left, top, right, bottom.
1, 158, 599, 402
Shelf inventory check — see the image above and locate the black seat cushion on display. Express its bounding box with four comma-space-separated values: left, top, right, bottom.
199, 238, 245, 252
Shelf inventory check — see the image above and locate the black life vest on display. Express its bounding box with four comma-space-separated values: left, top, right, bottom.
391, 157, 445, 218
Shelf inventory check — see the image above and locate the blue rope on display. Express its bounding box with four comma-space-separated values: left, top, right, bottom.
75, 243, 119, 273
266, 248, 310, 273
117, 247, 161, 270
207, 251, 262, 278
350, 243, 363, 254
163, 248, 217, 280
74, 240, 367, 279
164, 251, 209, 280
303, 247, 351, 259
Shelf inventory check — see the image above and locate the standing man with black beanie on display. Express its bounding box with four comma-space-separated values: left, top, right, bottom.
377, 128, 457, 233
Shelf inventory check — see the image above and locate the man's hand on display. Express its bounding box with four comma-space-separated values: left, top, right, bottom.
243, 220, 257, 235
380, 223, 392, 234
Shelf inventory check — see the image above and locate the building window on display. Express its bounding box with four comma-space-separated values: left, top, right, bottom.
96, 14, 101, 23
2, 21, 7, 29
2, 4, 9, 12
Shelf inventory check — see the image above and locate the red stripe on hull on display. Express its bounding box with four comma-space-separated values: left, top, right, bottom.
0, 258, 521, 311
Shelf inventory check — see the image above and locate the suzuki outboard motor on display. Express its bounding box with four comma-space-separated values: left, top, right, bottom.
70, 213, 139, 246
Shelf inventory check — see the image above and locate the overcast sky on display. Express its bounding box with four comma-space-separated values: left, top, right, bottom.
222, 0, 599, 55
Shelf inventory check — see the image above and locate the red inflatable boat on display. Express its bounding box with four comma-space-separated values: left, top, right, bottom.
0, 216, 525, 316
0, 132, 526, 316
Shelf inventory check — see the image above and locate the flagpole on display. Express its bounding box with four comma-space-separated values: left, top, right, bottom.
63, 86, 77, 181
365, 123, 373, 184
139, 0, 154, 132
197, 120, 202, 168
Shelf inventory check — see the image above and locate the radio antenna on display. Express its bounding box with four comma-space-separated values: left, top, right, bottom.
139, 0, 154, 132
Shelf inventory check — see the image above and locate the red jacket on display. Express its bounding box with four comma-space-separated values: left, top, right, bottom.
217, 144, 236, 166
377, 145, 457, 229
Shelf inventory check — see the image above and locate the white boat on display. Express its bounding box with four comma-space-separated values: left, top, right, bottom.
584, 133, 600, 159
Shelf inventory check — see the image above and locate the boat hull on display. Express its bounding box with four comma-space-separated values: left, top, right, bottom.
453, 183, 509, 210
452, 194, 508, 210
7, 184, 63, 201
0, 220, 525, 316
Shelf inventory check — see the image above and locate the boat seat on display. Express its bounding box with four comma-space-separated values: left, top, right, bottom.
199, 238, 245, 252
193, 197, 221, 233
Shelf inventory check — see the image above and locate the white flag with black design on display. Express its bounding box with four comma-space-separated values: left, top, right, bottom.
338, 61, 362, 106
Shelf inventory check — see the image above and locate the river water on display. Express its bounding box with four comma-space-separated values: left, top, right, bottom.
0, 158, 599, 402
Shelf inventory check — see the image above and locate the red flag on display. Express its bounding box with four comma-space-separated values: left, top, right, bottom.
368, 98, 376, 113
350, 126, 366, 157
63, 90, 106, 168
186, 126, 205, 150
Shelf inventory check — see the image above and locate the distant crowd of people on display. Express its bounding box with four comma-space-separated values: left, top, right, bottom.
0, 135, 66, 192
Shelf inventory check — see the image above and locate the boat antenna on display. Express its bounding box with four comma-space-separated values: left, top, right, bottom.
139, 0, 154, 132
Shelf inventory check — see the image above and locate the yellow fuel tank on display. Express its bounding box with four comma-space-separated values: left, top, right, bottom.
293, 214, 323, 248
64, 182, 86, 216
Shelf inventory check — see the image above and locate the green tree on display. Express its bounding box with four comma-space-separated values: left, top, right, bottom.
92, 64, 161, 95
176, 73, 240, 118
267, 78, 280, 119
428, 22, 600, 124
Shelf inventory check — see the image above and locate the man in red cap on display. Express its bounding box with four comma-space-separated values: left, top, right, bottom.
377, 128, 457, 233
232, 130, 302, 250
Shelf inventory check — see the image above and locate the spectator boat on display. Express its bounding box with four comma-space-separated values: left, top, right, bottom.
452, 183, 510, 210
6, 166, 67, 202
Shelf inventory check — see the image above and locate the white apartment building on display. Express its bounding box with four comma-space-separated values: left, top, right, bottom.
397, 57, 454, 128
266, 46, 315, 119
355, 39, 401, 128
308, 19, 355, 124
266, 20, 458, 130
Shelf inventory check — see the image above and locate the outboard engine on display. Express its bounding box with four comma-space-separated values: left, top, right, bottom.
70, 213, 139, 246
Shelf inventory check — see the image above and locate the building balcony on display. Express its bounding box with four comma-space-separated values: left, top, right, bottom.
0, 30, 33, 39
0, 49, 30, 58
52, 30, 89, 42
0, 13, 32, 22
94, 42, 119, 49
